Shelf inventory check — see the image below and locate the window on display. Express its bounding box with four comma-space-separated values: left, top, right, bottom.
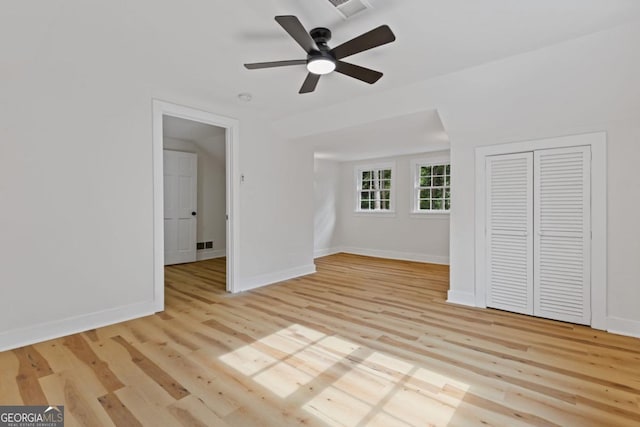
412, 159, 450, 212
355, 163, 394, 212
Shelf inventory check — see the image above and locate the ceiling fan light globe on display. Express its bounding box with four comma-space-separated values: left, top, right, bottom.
307, 58, 336, 75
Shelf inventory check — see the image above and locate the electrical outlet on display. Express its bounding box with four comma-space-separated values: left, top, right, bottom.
205, 241, 213, 249
196, 242, 205, 250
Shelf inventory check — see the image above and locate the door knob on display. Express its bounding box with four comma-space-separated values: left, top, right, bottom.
192, 211, 197, 216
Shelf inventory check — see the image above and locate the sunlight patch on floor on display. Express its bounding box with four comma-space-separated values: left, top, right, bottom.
219, 324, 469, 426
218, 342, 278, 376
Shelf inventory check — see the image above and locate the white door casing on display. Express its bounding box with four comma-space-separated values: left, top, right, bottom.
153, 99, 240, 310
163, 150, 197, 265
534, 146, 591, 325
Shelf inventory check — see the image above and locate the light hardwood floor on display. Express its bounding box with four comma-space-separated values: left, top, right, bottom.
1, 254, 639, 426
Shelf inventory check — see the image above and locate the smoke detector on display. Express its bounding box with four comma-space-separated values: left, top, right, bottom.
326, 0, 372, 19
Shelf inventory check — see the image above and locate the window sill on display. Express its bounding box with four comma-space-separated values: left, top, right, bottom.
353, 210, 397, 218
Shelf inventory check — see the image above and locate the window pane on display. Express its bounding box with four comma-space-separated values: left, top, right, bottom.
433, 188, 443, 199
445, 189, 451, 198
419, 189, 430, 198
433, 165, 444, 175
421, 166, 431, 177
356, 164, 394, 212
445, 176, 450, 186
433, 176, 444, 186
445, 199, 451, 210
432, 199, 443, 210
420, 176, 430, 186
445, 164, 451, 174
420, 200, 430, 210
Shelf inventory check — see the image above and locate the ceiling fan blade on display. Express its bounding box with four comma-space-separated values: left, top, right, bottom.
335, 61, 383, 84
275, 15, 318, 53
299, 73, 321, 94
244, 59, 307, 70
331, 25, 396, 60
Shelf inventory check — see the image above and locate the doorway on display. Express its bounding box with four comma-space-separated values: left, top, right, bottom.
152, 100, 240, 312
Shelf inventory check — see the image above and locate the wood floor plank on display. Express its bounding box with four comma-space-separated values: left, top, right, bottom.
97, 392, 143, 427
168, 395, 232, 427
42, 371, 116, 427
111, 336, 190, 401
86, 335, 178, 408
0, 351, 23, 405
138, 340, 240, 418
114, 386, 182, 427
63, 335, 125, 393
1, 254, 639, 426
14, 345, 53, 404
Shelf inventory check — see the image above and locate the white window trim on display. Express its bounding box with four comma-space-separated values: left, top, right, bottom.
354, 161, 396, 214
411, 157, 451, 215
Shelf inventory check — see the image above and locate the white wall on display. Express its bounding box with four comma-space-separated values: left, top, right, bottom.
0, 9, 315, 350
442, 26, 640, 337
314, 159, 341, 257
313, 153, 450, 264
281, 22, 640, 337
336, 152, 450, 264
163, 136, 226, 256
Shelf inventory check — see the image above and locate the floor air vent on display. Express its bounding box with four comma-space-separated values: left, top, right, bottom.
327, 0, 372, 19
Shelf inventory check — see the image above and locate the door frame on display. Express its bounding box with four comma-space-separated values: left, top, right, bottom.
474, 132, 607, 329
152, 99, 240, 311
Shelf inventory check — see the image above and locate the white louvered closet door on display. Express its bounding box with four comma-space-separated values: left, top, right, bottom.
534, 146, 591, 325
486, 153, 534, 315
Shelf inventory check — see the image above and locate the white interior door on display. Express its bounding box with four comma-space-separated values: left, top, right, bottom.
486, 152, 534, 315
534, 146, 591, 324
164, 150, 197, 265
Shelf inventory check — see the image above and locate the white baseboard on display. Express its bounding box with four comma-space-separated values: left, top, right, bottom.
446, 290, 477, 307
0, 300, 156, 352
314, 247, 342, 258
340, 246, 449, 265
607, 316, 640, 338
241, 264, 317, 292
197, 249, 226, 261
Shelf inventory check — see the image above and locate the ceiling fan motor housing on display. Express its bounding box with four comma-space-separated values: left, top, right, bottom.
307, 27, 336, 73
310, 27, 333, 48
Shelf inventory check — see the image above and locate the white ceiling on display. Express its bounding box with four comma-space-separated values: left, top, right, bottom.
163, 116, 226, 162
24, 0, 635, 119
12, 1, 639, 160
226, 0, 640, 117
163, 116, 225, 142
305, 109, 449, 161
164, 0, 639, 160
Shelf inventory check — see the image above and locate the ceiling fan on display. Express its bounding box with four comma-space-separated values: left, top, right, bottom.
244, 15, 396, 94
